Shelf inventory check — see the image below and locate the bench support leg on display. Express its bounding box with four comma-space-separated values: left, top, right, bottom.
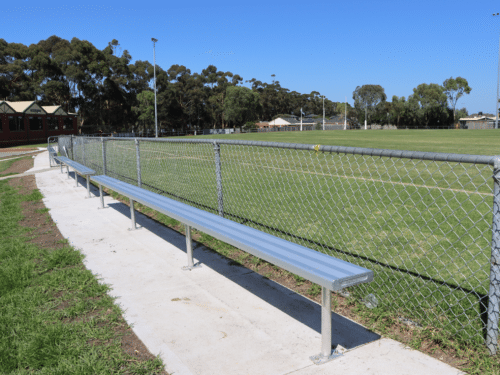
310, 287, 343, 365
75, 170, 78, 187
182, 225, 201, 271
66, 165, 70, 178
86, 176, 91, 198
129, 199, 137, 230
60, 163, 63, 173
99, 184, 105, 209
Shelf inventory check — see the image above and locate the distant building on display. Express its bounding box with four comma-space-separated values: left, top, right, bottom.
0, 101, 77, 145
329, 115, 348, 125
255, 121, 270, 129
268, 117, 298, 127
459, 114, 496, 129
268, 116, 320, 127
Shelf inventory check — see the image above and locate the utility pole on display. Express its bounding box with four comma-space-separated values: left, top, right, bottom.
152, 38, 158, 137
364, 104, 367, 130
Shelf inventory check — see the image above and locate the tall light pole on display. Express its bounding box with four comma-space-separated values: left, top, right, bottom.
300, 107, 303, 131
151, 38, 158, 137
364, 104, 367, 130
494, 13, 500, 129
322, 95, 325, 130
344, 97, 347, 130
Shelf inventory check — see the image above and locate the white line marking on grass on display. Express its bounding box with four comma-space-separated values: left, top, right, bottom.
107, 144, 493, 197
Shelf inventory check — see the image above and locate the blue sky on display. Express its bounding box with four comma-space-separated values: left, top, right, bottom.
2, 0, 500, 115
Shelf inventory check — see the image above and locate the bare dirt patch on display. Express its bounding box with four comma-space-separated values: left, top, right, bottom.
0, 157, 35, 175
0, 149, 46, 174
0, 147, 39, 152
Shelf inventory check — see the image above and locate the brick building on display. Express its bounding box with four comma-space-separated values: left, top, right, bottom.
0, 101, 77, 145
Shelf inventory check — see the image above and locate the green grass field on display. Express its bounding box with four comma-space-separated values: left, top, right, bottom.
72, 129, 500, 345
198, 128, 500, 156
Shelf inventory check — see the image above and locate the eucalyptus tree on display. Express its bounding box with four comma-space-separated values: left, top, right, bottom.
390, 95, 406, 127
443, 77, 471, 123
60, 37, 111, 131
99, 39, 136, 130
1, 41, 32, 101
352, 84, 387, 126
455, 107, 468, 123
410, 83, 450, 128
34, 36, 73, 110
0, 39, 10, 99
224, 86, 260, 127
202, 65, 242, 128
133, 90, 155, 132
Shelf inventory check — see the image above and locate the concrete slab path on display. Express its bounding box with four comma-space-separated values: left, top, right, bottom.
31, 151, 464, 375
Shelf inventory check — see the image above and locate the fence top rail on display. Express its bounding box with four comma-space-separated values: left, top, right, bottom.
71, 135, 499, 166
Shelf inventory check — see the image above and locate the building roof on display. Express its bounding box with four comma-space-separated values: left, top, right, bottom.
42, 105, 70, 116
6, 101, 35, 113
281, 117, 299, 124
42, 105, 61, 114
0, 101, 16, 114
330, 115, 344, 121
5, 101, 47, 114
1, 101, 74, 115
459, 116, 496, 121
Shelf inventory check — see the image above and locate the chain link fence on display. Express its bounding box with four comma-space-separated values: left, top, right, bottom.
59, 135, 500, 353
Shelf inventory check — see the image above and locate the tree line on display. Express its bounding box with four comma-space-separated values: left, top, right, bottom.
0, 36, 472, 133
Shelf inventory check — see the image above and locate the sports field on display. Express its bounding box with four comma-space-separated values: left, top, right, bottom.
73, 129, 500, 344
198, 128, 500, 156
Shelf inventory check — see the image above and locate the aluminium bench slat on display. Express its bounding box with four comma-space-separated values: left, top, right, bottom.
92, 175, 373, 290
54, 156, 95, 175
107, 179, 367, 282
92, 175, 372, 289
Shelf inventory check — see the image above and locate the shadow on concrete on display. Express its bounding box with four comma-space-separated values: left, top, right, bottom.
106, 200, 381, 351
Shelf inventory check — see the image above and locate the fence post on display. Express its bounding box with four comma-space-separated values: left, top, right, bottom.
213, 141, 224, 217
81, 137, 86, 166
487, 156, 500, 355
47, 137, 54, 166
101, 138, 107, 176
135, 138, 141, 187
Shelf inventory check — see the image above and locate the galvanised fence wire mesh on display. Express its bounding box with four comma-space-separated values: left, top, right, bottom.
60, 135, 500, 352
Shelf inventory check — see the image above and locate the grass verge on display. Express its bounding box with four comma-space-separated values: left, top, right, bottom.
0, 177, 166, 374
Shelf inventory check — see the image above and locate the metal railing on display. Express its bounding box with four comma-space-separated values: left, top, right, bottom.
59, 135, 500, 354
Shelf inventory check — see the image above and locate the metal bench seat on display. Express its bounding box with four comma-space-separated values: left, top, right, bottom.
91, 174, 374, 364
54, 156, 95, 197
47, 146, 58, 167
